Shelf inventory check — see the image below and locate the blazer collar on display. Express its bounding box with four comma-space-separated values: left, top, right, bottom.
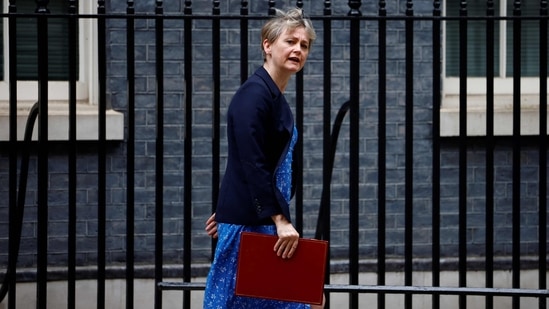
255, 66, 282, 99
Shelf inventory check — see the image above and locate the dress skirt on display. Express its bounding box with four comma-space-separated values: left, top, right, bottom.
203, 127, 308, 308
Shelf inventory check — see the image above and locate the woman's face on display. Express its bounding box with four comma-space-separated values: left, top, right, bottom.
263, 27, 311, 74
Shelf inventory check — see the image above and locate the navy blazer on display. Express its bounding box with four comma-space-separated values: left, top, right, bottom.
215, 67, 296, 226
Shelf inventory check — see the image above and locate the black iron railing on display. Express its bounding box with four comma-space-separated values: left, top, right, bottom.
0, 1, 548, 309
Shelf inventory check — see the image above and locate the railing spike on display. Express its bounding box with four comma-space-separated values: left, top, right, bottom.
213, 0, 220, 14
184, 0, 192, 14
379, 0, 386, 10
514, 0, 521, 11
69, 0, 76, 14
324, 0, 331, 15
268, 0, 276, 15
241, 0, 248, 15
156, 0, 163, 14
348, 0, 362, 17
35, 0, 49, 13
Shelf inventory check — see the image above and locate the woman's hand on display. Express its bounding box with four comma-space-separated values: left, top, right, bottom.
205, 213, 218, 238
271, 214, 299, 259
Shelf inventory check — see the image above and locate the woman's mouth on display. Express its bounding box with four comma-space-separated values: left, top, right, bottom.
288, 57, 300, 64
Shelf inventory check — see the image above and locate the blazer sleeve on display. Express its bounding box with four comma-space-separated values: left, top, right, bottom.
228, 80, 289, 222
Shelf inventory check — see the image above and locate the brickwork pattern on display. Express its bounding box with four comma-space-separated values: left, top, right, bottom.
0, 0, 545, 271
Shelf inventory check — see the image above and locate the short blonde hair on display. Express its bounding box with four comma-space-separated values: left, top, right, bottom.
261, 8, 317, 61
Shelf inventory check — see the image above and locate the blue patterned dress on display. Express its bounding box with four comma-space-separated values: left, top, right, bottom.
203, 127, 310, 309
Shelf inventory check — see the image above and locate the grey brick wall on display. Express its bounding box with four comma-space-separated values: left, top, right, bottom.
0, 0, 546, 273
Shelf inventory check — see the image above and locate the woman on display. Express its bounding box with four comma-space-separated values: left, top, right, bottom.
203, 8, 324, 309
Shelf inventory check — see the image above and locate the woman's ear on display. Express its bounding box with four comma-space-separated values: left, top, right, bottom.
262, 39, 271, 56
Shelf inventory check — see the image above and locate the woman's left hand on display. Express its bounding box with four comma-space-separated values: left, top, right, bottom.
271, 214, 299, 259
205, 213, 218, 238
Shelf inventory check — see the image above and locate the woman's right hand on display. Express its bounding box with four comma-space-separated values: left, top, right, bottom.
271, 214, 300, 259
205, 213, 218, 238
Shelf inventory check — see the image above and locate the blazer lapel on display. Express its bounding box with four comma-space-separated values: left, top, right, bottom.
255, 67, 294, 136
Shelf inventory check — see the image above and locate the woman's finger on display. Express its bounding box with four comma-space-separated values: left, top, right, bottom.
275, 238, 298, 259
205, 213, 216, 225
205, 222, 217, 234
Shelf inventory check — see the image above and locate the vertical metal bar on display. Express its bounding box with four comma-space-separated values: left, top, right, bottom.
35, 1, 49, 308
7, 1, 18, 308
404, 2, 414, 309
126, 2, 136, 309
294, 0, 304, 235
154, 2, 165, 309
511, 2, 522, 309
268, 0, 276, 15
377, 2, 387, 309
97, 1, 107, 307
485, 1, 496, 309
538, 2, 548, 309
126, 0, 137, 307
431, 1, 442, 309
458, 2, 468, 309
348, 1, 361, 308
183, 2, 193, 309
211, 0, 221, 259
321, 1, 332, 307
240, 1, 248, 83
68, 1, 78, 308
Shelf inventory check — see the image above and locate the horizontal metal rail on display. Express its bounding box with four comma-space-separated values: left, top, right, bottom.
157, 282, 549, 298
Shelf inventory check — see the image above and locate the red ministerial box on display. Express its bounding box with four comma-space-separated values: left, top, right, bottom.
235, 232, 328, 305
